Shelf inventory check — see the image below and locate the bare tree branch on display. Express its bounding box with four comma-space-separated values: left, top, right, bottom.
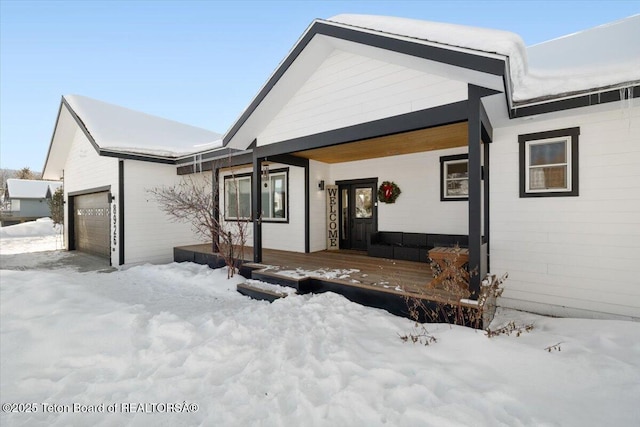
146, 162, 251, 279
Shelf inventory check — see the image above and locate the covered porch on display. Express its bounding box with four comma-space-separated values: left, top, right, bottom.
248, 87, 494, 298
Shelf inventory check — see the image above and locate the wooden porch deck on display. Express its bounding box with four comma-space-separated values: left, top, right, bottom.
176, 243, 470, 306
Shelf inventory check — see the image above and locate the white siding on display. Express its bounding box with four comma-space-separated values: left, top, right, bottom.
491, 103, 640, 319
63, 128, 119, 264
329, 148, 469, 235
258, 50, 467, 146
219, 164, 306, 253
310, 160, 330, 252
123, 163, 206, 265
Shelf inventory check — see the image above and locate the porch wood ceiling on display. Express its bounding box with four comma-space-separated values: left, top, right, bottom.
293, 121, 468, 163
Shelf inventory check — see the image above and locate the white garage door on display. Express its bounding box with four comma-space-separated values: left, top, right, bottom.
74, 192, 110, 259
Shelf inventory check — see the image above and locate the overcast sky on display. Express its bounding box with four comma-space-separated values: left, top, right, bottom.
1, 0, 638, 172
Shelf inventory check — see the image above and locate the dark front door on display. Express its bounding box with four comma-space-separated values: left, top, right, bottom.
338, 179, 377, 250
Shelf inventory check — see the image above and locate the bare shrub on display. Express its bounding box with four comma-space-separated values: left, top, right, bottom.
399, 251, 510, 344
147, 168, 250, 278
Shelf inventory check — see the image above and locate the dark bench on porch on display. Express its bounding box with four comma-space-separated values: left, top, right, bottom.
367, 232, 469, 263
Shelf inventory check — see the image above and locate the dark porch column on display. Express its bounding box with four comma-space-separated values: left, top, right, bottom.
211, 166, 220, 254
252, 153, 263, 263
467, 85, 496, 296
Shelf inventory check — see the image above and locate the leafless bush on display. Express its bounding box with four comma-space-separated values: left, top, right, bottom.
485, 320, 534, 338
147, 168, 250, 278
400, 253, 509, 344
545, 342, 562, 352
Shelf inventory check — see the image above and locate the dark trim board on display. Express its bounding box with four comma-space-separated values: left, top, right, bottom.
483, 140, 490, 273
256, 101, 469, 158
304, 163, 310, 253
118, 160, 125, 265
512, 85, 640, 118
176, 148, 246, 165
252, 155, 263, 262
177, 152, 254, 175
320, 23, 506, 75
61, 97, 102, 155
68, 185, 112, 197
100, 150, 176, 164
67, 196, 76, 251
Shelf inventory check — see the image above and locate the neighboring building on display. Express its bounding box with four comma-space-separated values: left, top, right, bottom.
1, 179, 62, 226
179, 15, 639, 320
41, 95, 223, 265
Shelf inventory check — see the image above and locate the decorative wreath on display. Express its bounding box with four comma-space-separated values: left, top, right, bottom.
378, 181, 401, 204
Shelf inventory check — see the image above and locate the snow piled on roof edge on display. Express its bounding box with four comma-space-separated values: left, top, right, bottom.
327, 14, 640, 104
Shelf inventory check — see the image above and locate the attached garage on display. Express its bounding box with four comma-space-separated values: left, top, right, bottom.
71, 191, 111, 259
42, 94, 222, 266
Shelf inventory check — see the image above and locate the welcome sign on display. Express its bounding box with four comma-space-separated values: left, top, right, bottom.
326, 185, 339, 250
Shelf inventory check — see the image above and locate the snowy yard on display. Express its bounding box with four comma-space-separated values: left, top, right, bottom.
1, 221, 639, 426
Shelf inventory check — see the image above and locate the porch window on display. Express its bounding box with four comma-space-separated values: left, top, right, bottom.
519, 127, 579, 197
224, 175, 252, 220
261, 169, 288, 222
440, 154, 468, 201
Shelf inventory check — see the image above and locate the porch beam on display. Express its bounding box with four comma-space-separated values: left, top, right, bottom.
479, 97, 493, 143
268, 153, 309, 168
255, 101, 468, 158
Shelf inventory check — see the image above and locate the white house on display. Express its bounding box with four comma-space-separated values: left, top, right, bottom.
1, 179, 63, 226
180, 14, 639, 320
42, 95, 223, 265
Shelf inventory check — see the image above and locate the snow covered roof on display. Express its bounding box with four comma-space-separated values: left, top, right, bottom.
6, 179, 62, 199
524, 15, 640, 102
64, 95, 222, 158
327, 14, 640, 104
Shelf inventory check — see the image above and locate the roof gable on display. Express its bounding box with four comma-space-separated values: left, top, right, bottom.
43, 95, 223, 179
223, 14, 639, 148
223, 18, 508, 150
257, 48, 470, 146
64, 95, 222, 157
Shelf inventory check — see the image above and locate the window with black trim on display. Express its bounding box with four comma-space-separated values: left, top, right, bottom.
224, 174, 252, 220
261, 169, 288, 222
518, 127, 579, 197
440, 154, 468, 201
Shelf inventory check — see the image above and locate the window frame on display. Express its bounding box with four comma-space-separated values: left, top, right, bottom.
223, 173, 252, 221
518, 127, 580, 198
440, 154, 469, 201
261, 167, 289, 223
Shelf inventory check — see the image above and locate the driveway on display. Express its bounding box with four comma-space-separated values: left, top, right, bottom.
0, 250, 116, 273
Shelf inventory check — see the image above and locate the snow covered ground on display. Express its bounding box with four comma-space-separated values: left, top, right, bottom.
1, 221, 639, 426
